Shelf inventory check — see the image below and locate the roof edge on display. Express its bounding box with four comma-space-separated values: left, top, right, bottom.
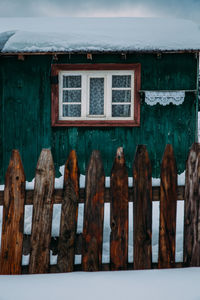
0, 49, 200, 56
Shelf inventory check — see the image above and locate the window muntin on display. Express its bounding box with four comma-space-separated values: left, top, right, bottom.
59, 70, 134, 121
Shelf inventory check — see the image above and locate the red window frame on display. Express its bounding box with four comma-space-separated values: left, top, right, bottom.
51, 63, 141, 127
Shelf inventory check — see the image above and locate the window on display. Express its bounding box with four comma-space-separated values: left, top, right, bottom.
51, 64, 141, 127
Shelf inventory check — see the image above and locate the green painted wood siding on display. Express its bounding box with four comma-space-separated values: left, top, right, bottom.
0, 53, 198, 183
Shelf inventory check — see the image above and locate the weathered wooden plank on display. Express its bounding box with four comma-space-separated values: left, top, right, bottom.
184, 143, 200, 266
21, 261, 185, 274
110, 147, 128, 270
82, 150, 105, 271
29, 149, 55, 274
57, 150, 79, 272
0, 186, 185, 205
133, 145, 152, 270
22, 233, 82, 256
0, 150, 25, 275
158, 144, 177, 268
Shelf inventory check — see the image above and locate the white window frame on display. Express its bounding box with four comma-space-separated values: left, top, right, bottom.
59, 70, 135, 121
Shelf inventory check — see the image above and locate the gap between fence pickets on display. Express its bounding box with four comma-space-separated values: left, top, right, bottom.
0, 163, 186, 191
18, 199, 184, 267
0, 169, 185, 267
22, 166, 186, 190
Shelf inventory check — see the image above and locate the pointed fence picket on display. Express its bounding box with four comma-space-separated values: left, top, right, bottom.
158, 144, 177, 269
82, 150, 105, 271
0, 150, 25, 275
184, 143, 200, 266
133, 145, 152, 270
29, 149, 55, 274
0, 143, 200, 274
110, 147, 128, 270
57, 150, 79, 273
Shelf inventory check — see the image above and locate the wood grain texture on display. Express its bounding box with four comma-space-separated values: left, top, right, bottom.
0, 186, 186, 205
158, 144, 177, 268
184, 143, 200, 266
29, 149, 55, 274
0, 54, 197, 186
57, 150, 79, 272
110, 147, 128, 270
0, 150, 25, 274
82, 150, 105, 271
133, 145, 152, 270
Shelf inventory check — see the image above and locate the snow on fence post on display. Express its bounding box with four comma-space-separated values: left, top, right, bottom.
184, 143, 200, 266
57, 150, 79, 273
133, 145, 152, 270
158, 144, 177, 268
110, 147, 128, 270
82, 150, 105, 271
0, 150, 25, 275
29, 149, 55, 274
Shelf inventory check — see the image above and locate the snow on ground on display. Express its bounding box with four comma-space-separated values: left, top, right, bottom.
0, 268, 200, 300
0, 17, 200, 53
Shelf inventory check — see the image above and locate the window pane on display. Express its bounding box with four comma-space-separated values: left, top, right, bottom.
63, 90, 81, 103
89, 78, 104, 115
63, 76, 81, 88
112, 90, 131, 103
112, 75, 131, 88
63, 104, 81, 117
112, 105, 131, 117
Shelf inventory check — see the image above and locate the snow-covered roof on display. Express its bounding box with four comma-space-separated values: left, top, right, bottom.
0, 17, 200, 53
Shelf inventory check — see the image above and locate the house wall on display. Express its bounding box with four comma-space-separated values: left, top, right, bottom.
0, 53, 198, 183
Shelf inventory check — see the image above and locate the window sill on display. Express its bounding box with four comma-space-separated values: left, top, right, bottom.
52, 119, 140, 127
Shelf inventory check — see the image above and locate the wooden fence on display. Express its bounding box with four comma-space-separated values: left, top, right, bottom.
0, 143, 199, 274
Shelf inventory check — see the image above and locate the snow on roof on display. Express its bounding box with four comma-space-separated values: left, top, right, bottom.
0, 17, 200, 53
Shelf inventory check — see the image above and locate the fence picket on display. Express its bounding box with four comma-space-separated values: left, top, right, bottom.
184, 143, 200, 266
82, 150, 105, 271
57, 150, 79, 272
0, 150, 25, 275
29, 149, 55, 274
133, 145, 152, 270
0, 144, 198, 273
158, 144, 177, 268
110, 147, 128, 270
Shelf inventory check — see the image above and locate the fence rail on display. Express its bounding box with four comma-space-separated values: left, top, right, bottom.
0, 143, 199, 274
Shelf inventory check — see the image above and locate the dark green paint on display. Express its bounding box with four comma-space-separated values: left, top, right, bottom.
0, 53, 198, 183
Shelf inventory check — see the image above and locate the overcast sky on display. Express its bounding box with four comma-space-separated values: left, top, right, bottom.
0, 0, 200, 22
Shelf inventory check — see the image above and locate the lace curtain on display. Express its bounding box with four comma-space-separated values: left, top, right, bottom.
145, 91, 185, 106
89, 78, 104, 115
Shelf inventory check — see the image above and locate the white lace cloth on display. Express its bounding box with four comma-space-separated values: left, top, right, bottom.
145, 91, 185, 106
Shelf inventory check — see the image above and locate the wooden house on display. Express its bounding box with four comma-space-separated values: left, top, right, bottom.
0, 17, 200, 183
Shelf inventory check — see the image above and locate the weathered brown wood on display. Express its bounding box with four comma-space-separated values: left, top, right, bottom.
82, 150, 105, 271
57, 150, 79, 272
0, 150, 25, 274
21, 261, 185, 274
0, 186, 185, 205
29, 149, 55, 274
22, 233, 82, 256
184, 143, 200, 266
158, 144, 177, 268
110, 147, 128, 270
133, 145, 152, 270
